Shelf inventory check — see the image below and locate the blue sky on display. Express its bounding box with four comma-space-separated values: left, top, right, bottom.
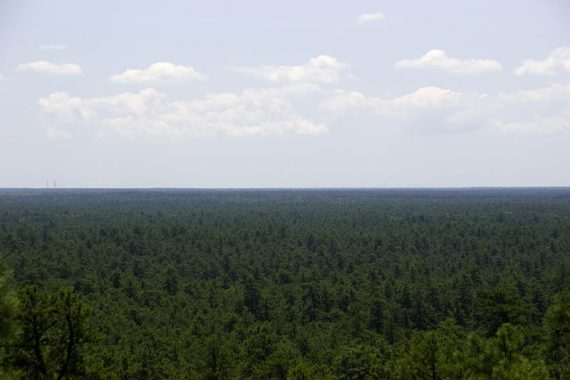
1, 0, 569, 187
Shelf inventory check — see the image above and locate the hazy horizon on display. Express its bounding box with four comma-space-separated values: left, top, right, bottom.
2, 186, 570, 190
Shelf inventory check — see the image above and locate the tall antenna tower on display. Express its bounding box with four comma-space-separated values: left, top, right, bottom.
53, 180, 57, 189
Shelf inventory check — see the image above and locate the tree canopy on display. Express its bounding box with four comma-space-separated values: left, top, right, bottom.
0, 188, 569, 378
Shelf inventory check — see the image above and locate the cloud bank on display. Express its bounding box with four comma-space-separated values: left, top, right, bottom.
321, 84, 570, 134
395, 50, 502, 74
38, 85, 327, 138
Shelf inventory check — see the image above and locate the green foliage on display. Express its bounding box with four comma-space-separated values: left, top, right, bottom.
457, 324, 549, 379
240, 323, 302, 379
0, 263, 17, 379
195, 334, 237, 380
544, 292, 570, 379
1, 188, 570, 377
0, 263, 16, 340
333, 344, 385, 379
395, 320, 465, 379
3, 286, 94, 379
476, 285, 533, 335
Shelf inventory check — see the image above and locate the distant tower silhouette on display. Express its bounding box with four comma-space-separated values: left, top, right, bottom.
53, 180, 57, 189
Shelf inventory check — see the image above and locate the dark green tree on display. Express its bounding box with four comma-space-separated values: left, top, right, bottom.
4, 286, 94, 379
333, 344, 385, 380
0, 262, 16, 341
0, 262, 18, 379
544, 293, 570, 379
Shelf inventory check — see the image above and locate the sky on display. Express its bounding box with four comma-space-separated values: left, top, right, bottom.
0, 0, 569, 188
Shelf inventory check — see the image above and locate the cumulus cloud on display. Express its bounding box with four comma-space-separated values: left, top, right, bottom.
357, 12, 385, 24
38, 44, 68, 50
38, 85, 327, 138
321, 84, 570, 134
321, 86, 476, 132
110, 62, 206, 84
514, 47, 570, 75
235, 55, 350, 84
322, 87, 467, 115
17, 61, 82, 75
395, 50, 502, 74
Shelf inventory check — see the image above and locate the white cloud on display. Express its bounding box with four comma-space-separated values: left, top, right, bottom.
235, 55, 350, 84
17, 61, 82, 75
321, 86, 477, 132
38, 44, 68, 50
357, 12, 385, 24
514, 47, 570, 75
495, 83, 570, 104
395, 49, 502, 74
493, 118, 569, 134
38, 85, 327, 138
110, 62, 206, 84
321, 84, 570, 134
322, 87, 465, 115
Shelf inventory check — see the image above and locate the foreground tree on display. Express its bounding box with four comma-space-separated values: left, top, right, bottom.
460, 324, 549, 379
0, 263, 16, 341
544, 293, 570, 379
3, 286, 94, 379
0, 263, 17, 378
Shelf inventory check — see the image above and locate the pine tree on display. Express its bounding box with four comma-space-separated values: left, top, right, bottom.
4, 286, 95, 379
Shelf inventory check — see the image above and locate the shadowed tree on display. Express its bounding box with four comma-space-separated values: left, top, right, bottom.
544, 293, 570, 380
4, 286, 94, 379
0, 263, 16, 341
0, 263, 18, 379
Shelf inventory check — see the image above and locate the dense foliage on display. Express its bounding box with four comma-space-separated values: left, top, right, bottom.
0, 189, 569, 379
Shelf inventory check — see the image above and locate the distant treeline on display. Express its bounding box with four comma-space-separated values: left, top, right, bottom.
0, 189, 569, 379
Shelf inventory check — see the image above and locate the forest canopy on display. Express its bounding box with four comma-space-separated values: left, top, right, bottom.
0, 188, 569, 379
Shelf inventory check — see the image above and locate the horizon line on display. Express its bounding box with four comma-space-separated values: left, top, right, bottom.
1, 186, 570, 191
